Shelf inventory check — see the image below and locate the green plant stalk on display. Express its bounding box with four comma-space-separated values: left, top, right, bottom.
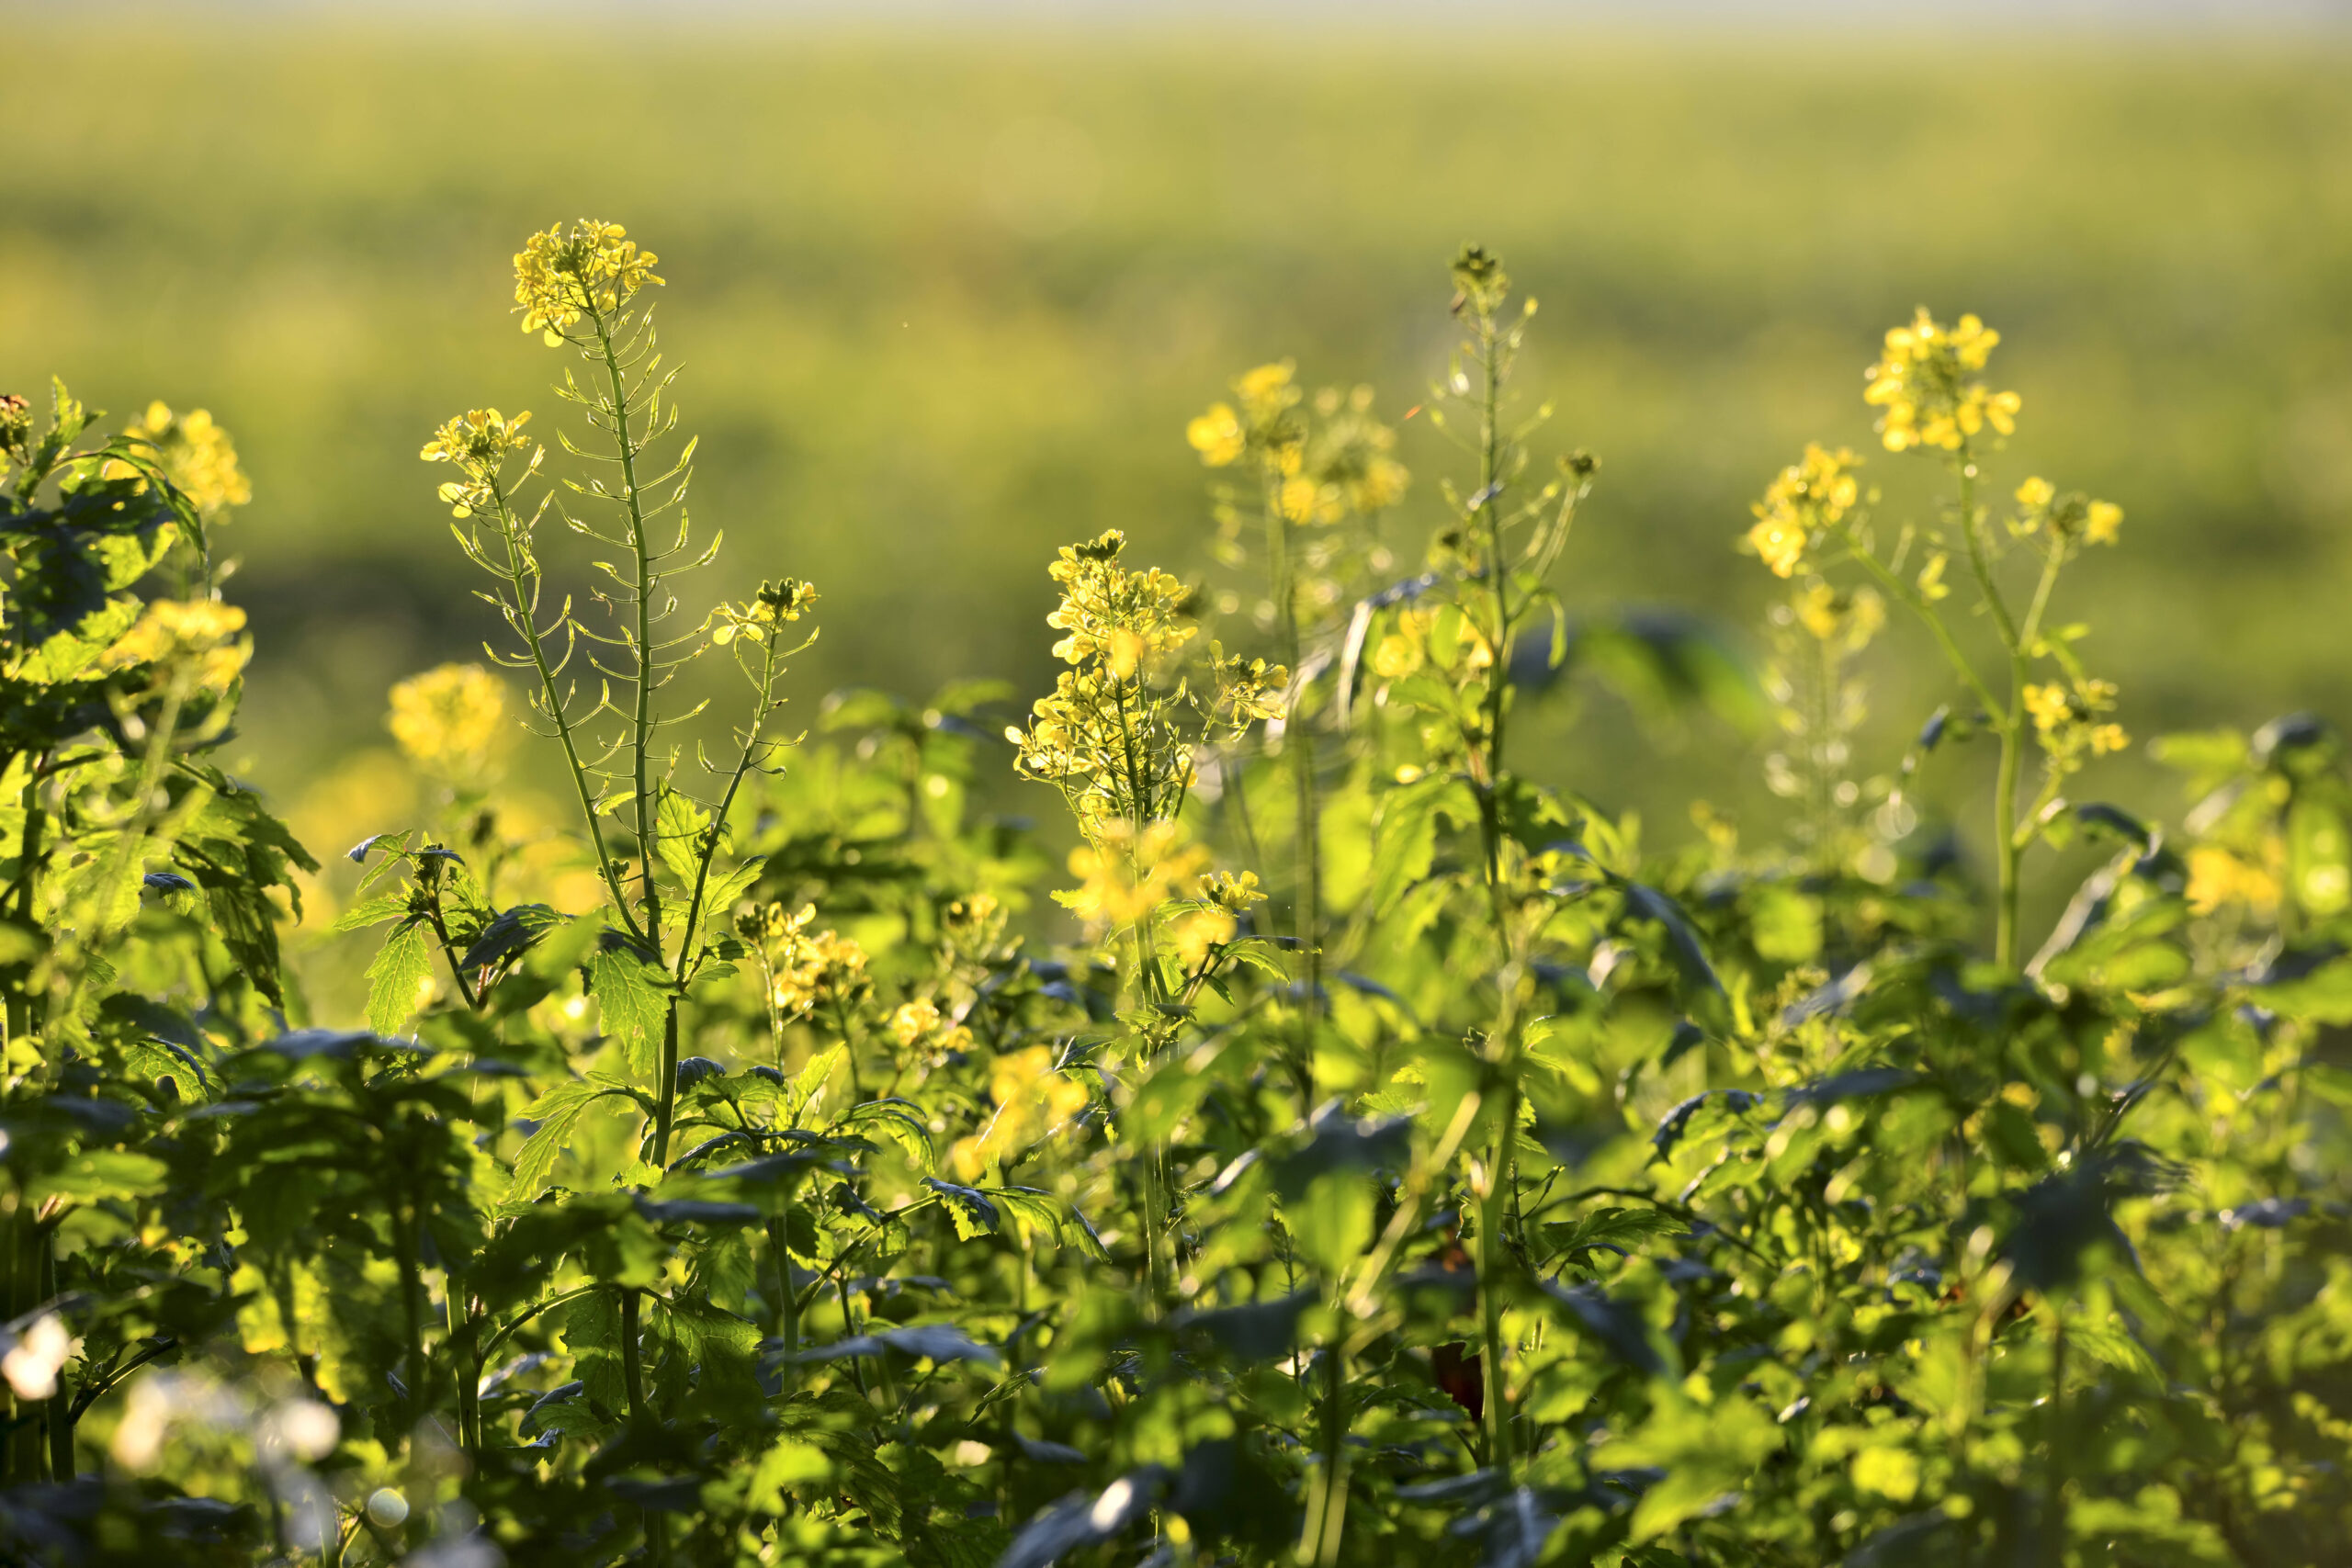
588, 309, 680, 1168
1264, 475, 1322, 1107
2045, 1306, 2069, 1568
618, 1287, 670, 1566
1302, 1337, 1351, 1567
1951, 455, 2026, 968
40, 1235, 69, 1481
389, 1189, 425, 1434
768, 1213, 800, 1384
1466, 303, 1523, 1475
484, 479, 643, 941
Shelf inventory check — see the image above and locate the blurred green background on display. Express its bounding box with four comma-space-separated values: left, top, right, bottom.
6, 16, 2350, 886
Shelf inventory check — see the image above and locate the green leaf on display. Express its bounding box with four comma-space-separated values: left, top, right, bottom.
364, 919, 434, 1035
786, 1043, 846, 1127
1371, 773, 1473, 915
510, 1077, 630, 1202
332, 893, 413, 935
590, 939, 673, 1073
1618, 882, 1723, 995
655, 785, 713, 894
924, 1178, 999, 1240
28, 1148, 168, 1207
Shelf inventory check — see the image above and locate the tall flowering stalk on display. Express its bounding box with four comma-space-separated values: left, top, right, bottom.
1188, 363, 1408, 1103
1745, 308, 2126, 967
1012, 530, 1281, 1302
420, 224, 820, 1167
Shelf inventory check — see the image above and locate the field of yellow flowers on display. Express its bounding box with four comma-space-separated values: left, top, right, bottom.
0, 201, 2345, 1567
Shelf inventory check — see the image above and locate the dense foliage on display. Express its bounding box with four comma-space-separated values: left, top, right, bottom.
0, 226, 2345, 1567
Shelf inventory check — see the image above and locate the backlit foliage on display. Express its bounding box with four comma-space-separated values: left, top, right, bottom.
0, 228, 2343, 1568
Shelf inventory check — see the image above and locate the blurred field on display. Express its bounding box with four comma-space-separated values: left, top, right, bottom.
6, 18, 2351, 881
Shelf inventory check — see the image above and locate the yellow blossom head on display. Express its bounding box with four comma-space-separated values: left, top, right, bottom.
117, 402, 252, 518
1059, 818, 1211, 930
947, 1044, 1090, 1181
388, 663, 509, 776
513, 220, 662, 346
103, 598, 251, 693
711, 577, 820, 645
420, 409, 533, 518
1186, 403, 1245, 468
1745, 444, 1861, 579
1863, 308, 2020, 454
891, 998, 943, 1050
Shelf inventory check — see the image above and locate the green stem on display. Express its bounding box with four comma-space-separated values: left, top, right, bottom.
769, 1212, 800, 1386
1951, 457, 2026, 970
483, 480, 643, 942
2045, 1307, 2068, 1568
1303, 1337, 1351, 1567
618, 1287, 669, 1566
40, 1235, 67, 1482
1264, 478, 1321, 1107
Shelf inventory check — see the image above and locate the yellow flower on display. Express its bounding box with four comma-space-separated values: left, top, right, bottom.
104, 599, 250, 692
2187, 845, 2280, 916
761, 907, 870, 1018
1236, 361, 1298, 423
1186, 403, 1245, 468
2086, 501, 2122, 546
387, 663, 509, 774
711, 578, 820, 644
2024, 677, 2125, 774
1746, 443, 1860, 578
1747, 514, 1809, 579
2024, 682, 2073, 735
420, 409, 534, 518
1062, 819, 1211, 929
891, 998, 943, 1049
1279, 476, 1322, 524
947, 1044, 1090, 1181
1793, 582, 1883, 651
114, 402, 252, 516
1198, 868, 1266, 914
513, 220, 662, 346
1863, 308, 2019, 452
1169, 907, 1238, 970
1372, 632, 1423, 680
2015, 476, 2054, 509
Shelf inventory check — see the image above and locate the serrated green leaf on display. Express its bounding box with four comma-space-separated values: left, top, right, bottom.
365, 919, 434, 1035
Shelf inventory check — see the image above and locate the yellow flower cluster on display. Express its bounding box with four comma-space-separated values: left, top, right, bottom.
419, 409, 533, 518
387, 663, 509, 775
2024, 678, 2129, 771
2013, 476, 2122, 547
513, 220, 662, 346
1187, 367, 1407, 524
116, 402, 252, 517
103, 599, 250, 692
947, 1044, 1090, 1182
890, 997, 976, 1060
1792, 581, 1885, 653
1062, 818, 1213, 929
1208, 648, 1288, 726
1044, 531, 1194, 670
1864, 309, 2021, 453
2187, 845, 2281, 918
1746, 444, 1862, 579
754, 903, 870, 1018
1012, 533, 1208, 824
711, 578, 820, 645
